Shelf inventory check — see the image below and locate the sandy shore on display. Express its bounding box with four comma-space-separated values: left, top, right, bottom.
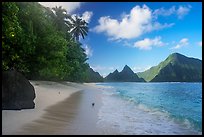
2, 81, 106, 135
3, 81, 200, 135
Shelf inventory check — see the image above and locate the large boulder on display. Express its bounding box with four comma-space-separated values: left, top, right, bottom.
2, 70, 36, 110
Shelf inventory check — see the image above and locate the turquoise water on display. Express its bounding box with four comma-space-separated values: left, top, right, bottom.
96, 82, 202, 135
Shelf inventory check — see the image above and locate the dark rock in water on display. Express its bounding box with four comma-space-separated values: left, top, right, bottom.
2, 70, 36, 110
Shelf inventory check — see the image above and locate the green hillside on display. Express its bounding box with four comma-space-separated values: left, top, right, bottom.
85, 66, 104, 82
137, 53, 202, 82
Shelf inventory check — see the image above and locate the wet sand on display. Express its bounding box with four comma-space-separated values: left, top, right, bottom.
2, 81, 82, 134
17, 91, 83, 134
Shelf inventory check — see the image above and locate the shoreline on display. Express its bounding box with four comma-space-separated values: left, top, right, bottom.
2, 81, 83, 135
3, 81, 200, 135
2, 81, 113, 135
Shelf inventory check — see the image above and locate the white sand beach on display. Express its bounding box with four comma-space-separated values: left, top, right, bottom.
2, 81, 201, 135
2, 81, 107, 135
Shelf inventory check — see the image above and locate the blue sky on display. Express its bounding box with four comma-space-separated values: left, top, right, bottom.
39, 2, 202, 77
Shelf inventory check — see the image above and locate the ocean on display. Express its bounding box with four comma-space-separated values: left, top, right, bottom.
96, 82, 202, 135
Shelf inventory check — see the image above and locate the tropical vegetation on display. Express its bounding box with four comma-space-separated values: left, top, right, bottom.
2, 2, 202, 83
2, 2, 92, 82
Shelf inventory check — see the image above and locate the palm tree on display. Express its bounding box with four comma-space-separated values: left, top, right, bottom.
46, 6, 88, 42
69, 15, 89, 42
51, 6, 71, 32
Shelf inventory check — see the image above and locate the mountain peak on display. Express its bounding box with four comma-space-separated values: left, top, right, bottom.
121, 65, 135, 75
167, 52, 188, 64
137, 52, 202, 82
169, 52, 188, 59
171, 52, 181, 56
123, 65, 131, 71
105, 65, 144, 82
113, 69, 119, 73
86, 66, 104, 82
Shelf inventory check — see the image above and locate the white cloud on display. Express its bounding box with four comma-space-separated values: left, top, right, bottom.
93, 4, 173, 40
91, 65, 115, 72
153, 5, 191, 19
177, 5, 191, 19
71, 11, 93, 24
153, 6, 176, 18
145, 22, 175, 32
39, 2, 81, 13
133, 36, 165, 50
81, 11, 93, 23
123, 41, 132, 47
133, 66, 151, 73
83, 45, 93, 57
101, 73, 107, 78
171, 38, 189, 49
198, 41, 202, 47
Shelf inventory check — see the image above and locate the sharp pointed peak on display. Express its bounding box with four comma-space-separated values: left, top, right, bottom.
123, 65, 132, 70
121, 65, 134, 73
123, 65, 131, 69
113, 69, 119, 73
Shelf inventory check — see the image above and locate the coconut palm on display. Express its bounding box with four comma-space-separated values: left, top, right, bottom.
51, 6, 71, 32
69, 15, 89, 42
48, 6, 88, 42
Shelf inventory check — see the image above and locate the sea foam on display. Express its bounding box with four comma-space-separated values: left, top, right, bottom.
96, 82, 202, 135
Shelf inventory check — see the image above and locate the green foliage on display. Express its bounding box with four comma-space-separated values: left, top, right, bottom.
2, 2, 24, 71
137, 53, 202, 82
69, 16, 89, 42
33, 33, 68, 80
137, 53, 182, 82
51, 6, 71, 33
2, 2, 91, 82
64, 42, 88, 82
